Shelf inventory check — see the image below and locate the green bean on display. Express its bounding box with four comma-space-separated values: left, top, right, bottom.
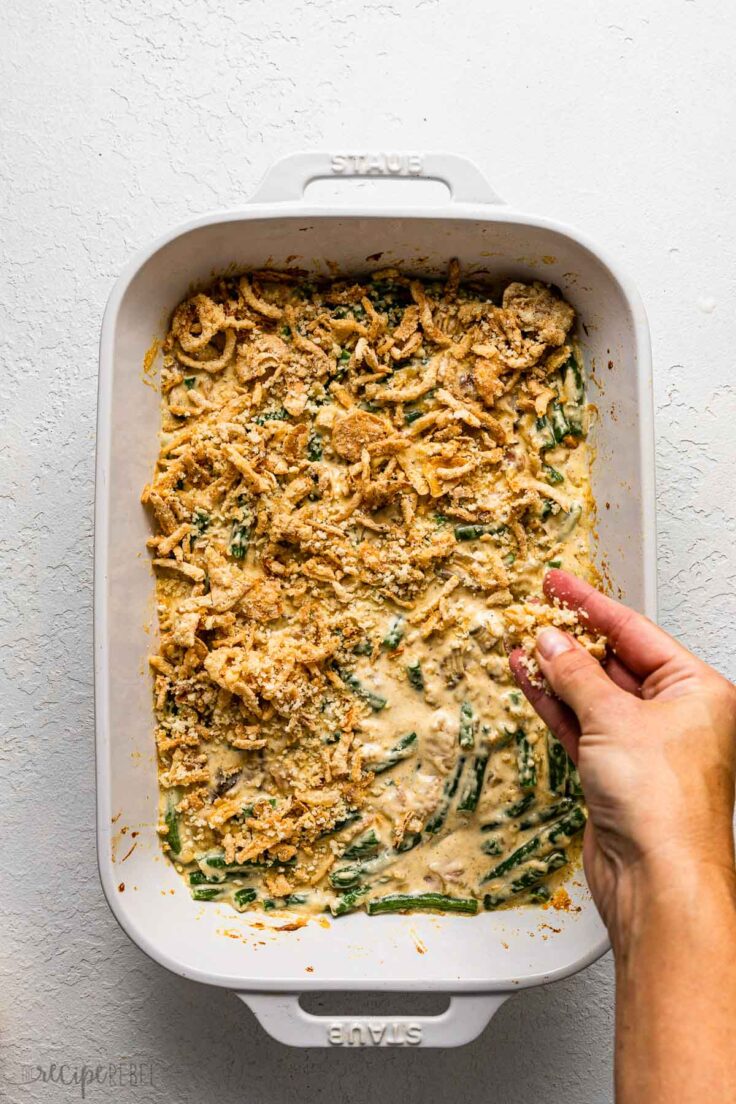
405, 660, 425, 691
549, 401, 570, 443
342, 830, 381, 860
561, 354, 585, 435
307, 432, 323, 461
198, 851, 232, 871
369, 731, 417, 774
547, 731, 568, 794
163, 690, 178, 718
199, 851, 258, 872
191, 886, 223, 902
425, 755, 466, 834
382, 616, 406, 650
330, 885, 369, 916
329, 850, 393, 890
329, 865, 365, 891
395, 830, 423, 853
253, 408, 290, 425
189, 870, 216, 886
229, 517, 250, 559
164, 795, 181, 856
454, 523, 505, 541
334, 666, 387, 711
526, 804, 585, 852
567, 761, 584, 798
192, 508, 210, 538
483, 851, 567, 909
352, 640, 373, 656
183, 376, 196, 390
519, 798, 577, 830
189, 870, 248, 886
543, 463, 564, 485
562, 354, 585, 405
404, 408, 425, 425
481, 806, 586, 884
515, 728, 537, 789
480, 793, 535, 831
457, 754, 489, 813
263, 893, 308, 911
481, 836, 503, 856
459, 701, 476, 749
368, 894, 478, 916
321, 811, 362, 838
197, 864, 250, 883
534, 414, 556, 451
529, 885, 552, 904
233, 887, 258, 910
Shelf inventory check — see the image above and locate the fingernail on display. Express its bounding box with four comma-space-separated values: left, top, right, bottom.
536, 628, 574, 660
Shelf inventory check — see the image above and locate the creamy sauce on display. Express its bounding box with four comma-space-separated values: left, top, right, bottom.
144, 269, 593, 919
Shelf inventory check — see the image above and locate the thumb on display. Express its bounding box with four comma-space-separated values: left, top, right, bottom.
536, 627, 621, 724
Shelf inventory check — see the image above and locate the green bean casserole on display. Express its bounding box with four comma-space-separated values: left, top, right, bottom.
144, 263, 599, 919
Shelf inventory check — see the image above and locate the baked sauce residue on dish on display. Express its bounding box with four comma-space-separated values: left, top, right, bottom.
143, 262, 599, 919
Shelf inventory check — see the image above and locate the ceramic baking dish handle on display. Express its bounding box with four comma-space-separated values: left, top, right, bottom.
238, 992, 509, 1048
248, 151, 504, 206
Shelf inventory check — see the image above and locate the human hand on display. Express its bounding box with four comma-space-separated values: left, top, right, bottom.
509, 570, 736, 942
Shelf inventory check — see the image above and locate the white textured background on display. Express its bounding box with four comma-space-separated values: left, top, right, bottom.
3, 1, 736, 1101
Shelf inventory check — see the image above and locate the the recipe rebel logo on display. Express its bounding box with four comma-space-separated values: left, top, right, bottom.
327, 1020, 423, 1046
330, 153, 424, 177
3, 1059, 159, 1098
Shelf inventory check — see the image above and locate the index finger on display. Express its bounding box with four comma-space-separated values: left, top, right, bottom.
543, 570, 683, 678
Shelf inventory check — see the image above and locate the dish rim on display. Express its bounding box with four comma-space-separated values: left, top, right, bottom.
95, 197, 656, 993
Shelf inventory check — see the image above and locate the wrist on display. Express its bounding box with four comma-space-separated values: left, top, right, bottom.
609, 849, 736, 957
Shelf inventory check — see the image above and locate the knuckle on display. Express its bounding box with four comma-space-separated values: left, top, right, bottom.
602, 603, 638, 645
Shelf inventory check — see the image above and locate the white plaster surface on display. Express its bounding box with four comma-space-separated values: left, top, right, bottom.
2, 0, 736, 1100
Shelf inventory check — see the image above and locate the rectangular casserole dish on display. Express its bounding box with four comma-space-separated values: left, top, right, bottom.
96, 151, 656, 1048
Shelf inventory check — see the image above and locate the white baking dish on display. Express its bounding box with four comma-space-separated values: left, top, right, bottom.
96, 151, 656, 1048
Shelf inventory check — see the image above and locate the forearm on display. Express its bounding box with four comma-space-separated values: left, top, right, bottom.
612, 859, 736, 1104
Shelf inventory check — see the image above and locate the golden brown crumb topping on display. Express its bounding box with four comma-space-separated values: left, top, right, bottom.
145, 263, 596, 918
